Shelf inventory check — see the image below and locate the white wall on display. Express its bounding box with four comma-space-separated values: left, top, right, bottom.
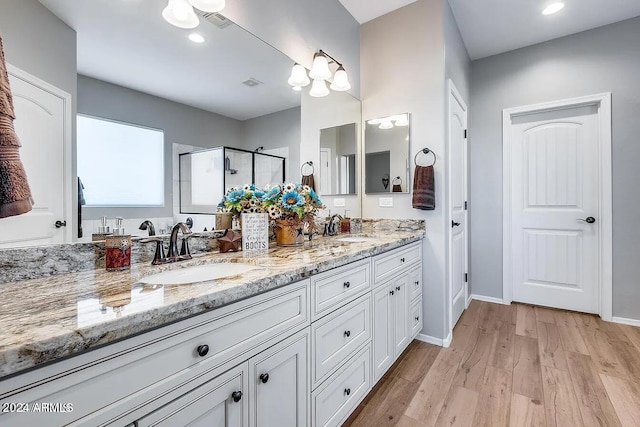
470, 16, 640, 321
361, 0, 447, 340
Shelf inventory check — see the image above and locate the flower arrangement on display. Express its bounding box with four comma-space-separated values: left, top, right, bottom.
219, 184, 265, 216
262, 183, 323, 222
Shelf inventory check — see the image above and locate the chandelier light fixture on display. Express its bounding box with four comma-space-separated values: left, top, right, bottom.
162, 0, 226, 29
287, 49, 351, 97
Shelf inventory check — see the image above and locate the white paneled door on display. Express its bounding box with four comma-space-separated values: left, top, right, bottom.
510, 105, 600, 313
0, 66, 70, 248
448, 81, 468, 328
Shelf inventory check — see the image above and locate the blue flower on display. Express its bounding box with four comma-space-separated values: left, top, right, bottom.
253, 190, 265, 198
281, 191, 304, 208
308, 188, 320, 204
227, 190, 244, 203
265, 187, 280, 201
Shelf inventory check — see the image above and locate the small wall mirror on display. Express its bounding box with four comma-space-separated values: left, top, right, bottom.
319, 123, 357, 195
364, 113, 410, 194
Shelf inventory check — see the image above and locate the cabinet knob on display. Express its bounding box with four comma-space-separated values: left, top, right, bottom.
415, 280, 419, 285
344, 388, 351, 396
196, 344, 209, 357
400, 258, 405, 263
231, 390, 243, 402
396, 286, 401, 291
259, 373, 269, 384
415, 316, 420, 321
343, 281, 350, 289
390, 290, 395, 296
344, 330, 351, 338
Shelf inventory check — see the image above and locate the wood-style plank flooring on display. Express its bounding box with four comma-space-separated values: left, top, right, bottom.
343, 301, 640, 427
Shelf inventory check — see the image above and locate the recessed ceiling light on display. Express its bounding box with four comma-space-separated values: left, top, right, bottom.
542, 2, 565, 15
188, 33, 206, 43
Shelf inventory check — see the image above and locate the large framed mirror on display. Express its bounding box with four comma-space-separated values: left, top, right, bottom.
319, 123, 357, 196
364, 113, 411, 194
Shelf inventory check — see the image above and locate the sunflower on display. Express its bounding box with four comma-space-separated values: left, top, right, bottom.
281, 191, 303, 209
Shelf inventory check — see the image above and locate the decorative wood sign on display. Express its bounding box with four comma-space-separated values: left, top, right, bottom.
241, 213, 269, 252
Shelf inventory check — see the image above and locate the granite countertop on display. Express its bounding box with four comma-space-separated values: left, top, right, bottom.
0, 226, 424, 379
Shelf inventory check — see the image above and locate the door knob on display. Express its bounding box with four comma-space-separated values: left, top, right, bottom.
452, 221, 460, 227
577, 217, 596, 224
55, 220, 67, 228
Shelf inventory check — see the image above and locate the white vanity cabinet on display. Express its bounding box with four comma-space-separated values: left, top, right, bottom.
372, 242, 423, 382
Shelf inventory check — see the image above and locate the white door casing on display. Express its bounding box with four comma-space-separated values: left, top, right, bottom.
319, 148, 331, 195
448, 80, 469, 330
503, 93, 612, 319
0, 65, 72, 248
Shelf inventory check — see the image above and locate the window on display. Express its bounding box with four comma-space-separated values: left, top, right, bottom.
77, 115, 164, 207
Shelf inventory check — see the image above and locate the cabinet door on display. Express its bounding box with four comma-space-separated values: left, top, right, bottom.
393, 275, 410, 355
249, 332, 308, 427
372, 284, 394, 382
136, 362, 248, 427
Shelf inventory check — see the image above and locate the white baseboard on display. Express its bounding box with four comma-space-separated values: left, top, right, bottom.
416, 333, 451, 347
612, 316, 640, 327
471, 294, 510, 305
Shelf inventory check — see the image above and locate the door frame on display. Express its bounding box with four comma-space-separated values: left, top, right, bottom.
447, 79, 469, 333
7, 63, 73, 244
502, 93, 612, 320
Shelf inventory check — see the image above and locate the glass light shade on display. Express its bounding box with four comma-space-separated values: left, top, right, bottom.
162, 0, 199, 29
287, 63, 310, 87
367, 119, 382, 125
329, 67, 351, 91
188, 0, 225, 13
379, 119, 394, 130
394, 114, 409, 126
309, 52, 332, 80
309, 79, 330, 97
292, 86, 302, 92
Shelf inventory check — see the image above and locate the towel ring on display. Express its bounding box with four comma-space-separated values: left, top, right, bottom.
414, 148, 436, 166
301, 161, 314, 175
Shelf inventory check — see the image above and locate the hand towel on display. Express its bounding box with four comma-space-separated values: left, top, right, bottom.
412, 165, 435, 210
0, 35, 33, 218
301, 173, 316, 192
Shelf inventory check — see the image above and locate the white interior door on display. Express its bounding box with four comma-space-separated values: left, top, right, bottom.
448, 81, 468, 328
510, 105, 600, 313
0, 66, 70, 248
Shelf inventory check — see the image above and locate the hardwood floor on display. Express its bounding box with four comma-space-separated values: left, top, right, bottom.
343, 301, 640, 427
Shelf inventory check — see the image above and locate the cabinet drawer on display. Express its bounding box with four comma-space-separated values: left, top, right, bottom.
311, 258, 370, 320
1, 281, 309, 427
311, 295, 371, 388
312, 344, 371, 427
409, 265, 422, 302
410, 300, 422, 339
373, 243, 421, 285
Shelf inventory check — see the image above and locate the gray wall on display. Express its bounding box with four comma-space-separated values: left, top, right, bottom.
444, 1, 471, 103
470, 16, 640, 320
240, 107, 301, 181
78, 75, 242, 220
361, 0, 447, 340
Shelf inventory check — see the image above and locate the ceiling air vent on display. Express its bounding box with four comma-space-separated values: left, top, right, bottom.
242, 78, 263, 87
195, 10, 233, 29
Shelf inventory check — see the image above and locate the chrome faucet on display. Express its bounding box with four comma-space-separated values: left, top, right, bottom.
168, 222, 193, 261
138, 220, 156, 236
324, 214, 343, 236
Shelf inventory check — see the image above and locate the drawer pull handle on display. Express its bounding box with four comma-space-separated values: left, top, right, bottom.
415, 316, 420, 321
344, 330, 351, 338
401, 258, 405, 263
196, 344, 209, 357
396, 286, 401, 291
390, 290, 395, 296
344, 281, 351, 289
344, 388, 351, 396
260, 373, 270, 384
231, 390, 243, 402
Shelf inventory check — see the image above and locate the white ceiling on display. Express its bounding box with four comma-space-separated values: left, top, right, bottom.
448, 0, 640, 60
38, 0, 300, 121
338, 0, 418, 24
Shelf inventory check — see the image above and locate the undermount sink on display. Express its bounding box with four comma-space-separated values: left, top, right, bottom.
336, 236, 376, 243
139, 263, 257, 285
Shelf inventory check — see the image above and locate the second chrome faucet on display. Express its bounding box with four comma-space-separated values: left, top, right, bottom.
141, 221, 194, 265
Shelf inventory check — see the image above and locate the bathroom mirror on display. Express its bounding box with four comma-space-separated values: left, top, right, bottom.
319, 123, 357, 195
364, 113, 411, 194
0, 0, 307, 247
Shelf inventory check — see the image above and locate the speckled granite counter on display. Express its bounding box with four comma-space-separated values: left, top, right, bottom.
0, 222, 424, 379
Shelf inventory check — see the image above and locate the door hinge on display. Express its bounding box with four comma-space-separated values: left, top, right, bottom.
465, 273, 468, 283
464, 201, 468, 210
464, 129, 468, 139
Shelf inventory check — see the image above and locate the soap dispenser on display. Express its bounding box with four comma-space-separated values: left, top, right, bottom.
92, 216, 112, 241
105, 217, 132, 271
